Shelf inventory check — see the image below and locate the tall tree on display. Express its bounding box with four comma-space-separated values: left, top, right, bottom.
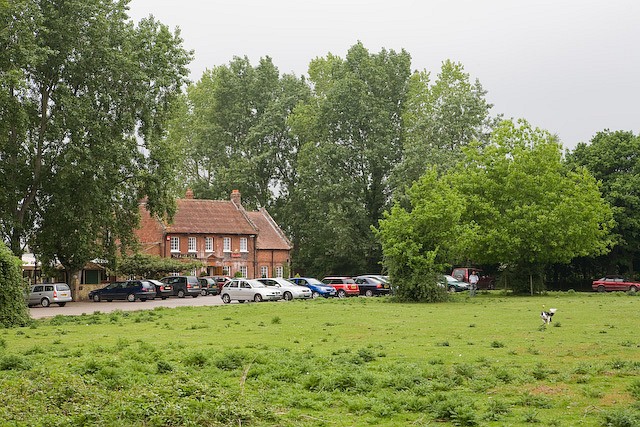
289, 42, 411, 276
566, 130, 640, 274
0, 0, 192, 294
174, 56, 311, 209
392, 60, 496, 196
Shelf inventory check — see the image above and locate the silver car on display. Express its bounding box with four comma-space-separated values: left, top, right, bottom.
221, 279, 282, 303
256, 277, 312, 300
27, 283, 73, 307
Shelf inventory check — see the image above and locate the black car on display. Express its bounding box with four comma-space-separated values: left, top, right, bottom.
353, 276, 392, 297
89, 280, 157, 302
159, 276, 201, 298
148, 279, 173, 300
198, 277, 219, 296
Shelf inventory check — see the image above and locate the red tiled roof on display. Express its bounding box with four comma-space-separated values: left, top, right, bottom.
166, 199, 257, 235
246, 209, 292, 250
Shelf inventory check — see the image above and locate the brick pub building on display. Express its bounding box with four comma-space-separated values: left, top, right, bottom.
136, 189, 291, 278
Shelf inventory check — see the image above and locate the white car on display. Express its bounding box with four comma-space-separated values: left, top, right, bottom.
221, 279, 283, 303
256, 277, 312, 300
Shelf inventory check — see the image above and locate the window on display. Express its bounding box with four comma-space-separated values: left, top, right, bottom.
188, 237, 197, 252
239, 266, 247, 278
222, 266, 230, 276
240, 237, 248, 252
170, 236, 180, 252
205, 237, 213, 252
223, 237, 231, 252
260, 266, 268, 278
275, 266, 284, 278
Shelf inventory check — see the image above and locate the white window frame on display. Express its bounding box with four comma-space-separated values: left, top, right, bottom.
205, 237, 213, 252
240, 237, 248, 252
188, 237, 197, 253
260, 266, 268, 278
275, 266, 284, 278
170, 236, 180, 252
222, 266, 230, 276
239, 265, 248, 278
223, 237, 231, 252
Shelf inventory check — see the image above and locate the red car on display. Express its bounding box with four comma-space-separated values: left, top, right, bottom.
451, 267, 495, 290
321, 277, 359, 298
592, 276, 640, 292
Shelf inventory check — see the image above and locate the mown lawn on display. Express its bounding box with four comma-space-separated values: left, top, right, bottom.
1, 291, 639, 426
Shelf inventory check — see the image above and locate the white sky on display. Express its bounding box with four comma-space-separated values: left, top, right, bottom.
127, 0, 639, 150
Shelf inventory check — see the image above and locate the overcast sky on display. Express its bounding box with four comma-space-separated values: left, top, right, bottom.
127, 0, 639, 150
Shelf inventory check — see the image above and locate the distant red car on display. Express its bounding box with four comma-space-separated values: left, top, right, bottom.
321, 277, 359, 298
592, 276, 640, 292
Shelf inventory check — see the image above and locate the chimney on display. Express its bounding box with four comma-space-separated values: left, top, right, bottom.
185, 188, 194, 199
231, 189, 241, 207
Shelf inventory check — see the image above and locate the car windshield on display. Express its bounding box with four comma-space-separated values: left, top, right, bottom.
306, 278, 323, 285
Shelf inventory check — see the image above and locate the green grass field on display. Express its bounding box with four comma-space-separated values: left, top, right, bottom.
1, 291, 639, 426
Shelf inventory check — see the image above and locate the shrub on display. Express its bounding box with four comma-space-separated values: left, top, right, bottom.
0, 242, 30, 327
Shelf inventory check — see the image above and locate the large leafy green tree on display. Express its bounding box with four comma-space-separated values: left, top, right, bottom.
392, 60, 497, 196
289, 42, 412, 276
0, 0, 192, 295
377, 119, 615, 298
173, 56, 311, 209
566, 130, 640, 274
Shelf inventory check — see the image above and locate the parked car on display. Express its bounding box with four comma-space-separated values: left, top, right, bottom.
198, 277, 220, 296
289, 277, 337, 298
159, 275, 201, 298
442, 275, 470, 292
353, 276, 391, 296
147, 279, 172, 300
592, 276, 640, 292
27, 283, 72, 307
256, 277, 312, 300
451, 267, 495, 290
89, 280, 157, 302
321, 277, 359, 298
220, 279, 282, 303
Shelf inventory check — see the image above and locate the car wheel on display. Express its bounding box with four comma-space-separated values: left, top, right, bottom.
448, 285, 456, 293
40, 298, 50, 308
127, 294, 136, 302
312, 291, 320, 299
629, 285, 638, 292
58, 302, 66, 307
365, 289, 374, 297
597, 285, 606, 293
92, 294, 101, 302
283, 291, 293, 301
177, 289, 185, 298
337, 289, 346, 298
254, 294, 263, 302
201, 289, 207, 296
221, 294, 231, 304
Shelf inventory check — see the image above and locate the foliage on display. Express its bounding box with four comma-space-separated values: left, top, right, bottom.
375, 169, 466, 301
289, 42, 412, 276
0, 241, 30, 327
566, 130, 640, 275
456, 119, 615, 292
393, 60, 497, 196
10, 293, 640, 425
172, 56, 311, 210
0, 0, 192, 291
116, 253, 204, 279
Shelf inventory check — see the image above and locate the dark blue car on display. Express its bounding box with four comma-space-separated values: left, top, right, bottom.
89, 280, 157, 302
288, 277, 337, 298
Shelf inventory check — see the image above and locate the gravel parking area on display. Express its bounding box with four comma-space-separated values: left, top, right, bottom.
29, 295, 225, 319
